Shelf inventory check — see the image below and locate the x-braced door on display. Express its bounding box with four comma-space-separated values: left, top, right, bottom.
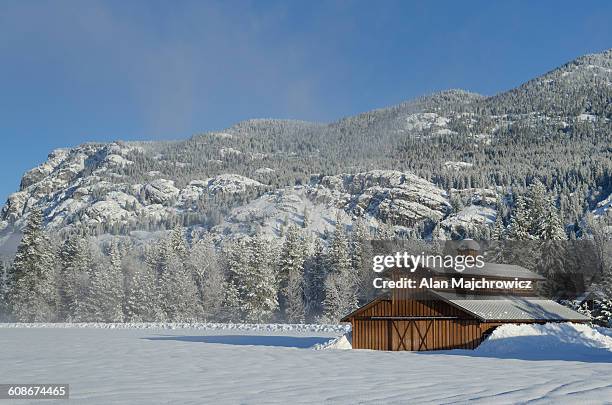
390, 320, 433, 351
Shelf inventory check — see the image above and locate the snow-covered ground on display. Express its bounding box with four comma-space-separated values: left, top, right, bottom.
1, 323, 612, 404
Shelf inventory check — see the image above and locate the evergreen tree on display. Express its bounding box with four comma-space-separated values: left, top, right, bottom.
536, 239, 570, 297
304, 239, 327, 321
104, 240, 126, 320
58, 234, 79, 320
323, 220, 357, 322
526, 179, 549, 236
595, 298, 612, 327
584, 215, 612, 297
8, 208, 58, 322
159, 252, 202, 322
537, 210, 571, 297
167, 226, 188, 260
221, 280, 241, 322
450, 192, 464, 213
491, 198, 507, 240
245, 236, 279, 323
58, 234, 93, 321
507, 196, 532, 240
158, 230, 202, 322
222, 239, 246, 322
533, 194, 568, 296
351, 219, 374, 303
565, 300, 593, 324
489, 198, 508, 262
538, 199, 566, 240
302, 207, 310, 229
78, 243, 124, 322
188, 237, 225, 321
224, 236, 278, 323
278, 225, 306, 323
123, 252, 162, 322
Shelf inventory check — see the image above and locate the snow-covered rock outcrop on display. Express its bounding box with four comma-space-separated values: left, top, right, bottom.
206, 174, 263, 195
0, 142, 267, 233
594, 193, 612, 217
214, 170, 452, 239
2, 143, 138, 225
441, 205, 496, 237
311, 171, 451, 226
144, 179, 180, 204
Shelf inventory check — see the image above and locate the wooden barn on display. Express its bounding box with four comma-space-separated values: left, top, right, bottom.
342, 254, 589, 351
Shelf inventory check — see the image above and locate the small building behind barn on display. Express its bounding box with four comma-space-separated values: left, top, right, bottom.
342, 249, 589, 351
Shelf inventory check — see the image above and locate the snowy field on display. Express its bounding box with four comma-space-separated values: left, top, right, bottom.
1, 324, 612, 404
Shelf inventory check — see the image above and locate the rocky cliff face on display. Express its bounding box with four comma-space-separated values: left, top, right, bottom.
0, 143, 470, 240
0, 142, 266, 235
214, 170, 455, 239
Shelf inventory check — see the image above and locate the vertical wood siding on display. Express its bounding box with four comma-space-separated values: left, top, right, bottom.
353, 318, 486, 351
350, 297, 498, 351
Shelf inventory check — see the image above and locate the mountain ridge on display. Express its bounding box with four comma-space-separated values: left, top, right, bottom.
1, 49, 610, 252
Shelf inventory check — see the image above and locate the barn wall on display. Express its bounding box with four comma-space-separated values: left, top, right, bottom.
349, 297, 504, 351
353, 319, 389, 350
391, 296, 473, 318
352, 318, 491, 351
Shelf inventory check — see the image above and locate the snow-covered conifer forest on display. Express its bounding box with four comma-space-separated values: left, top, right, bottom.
0, 50, 611, 324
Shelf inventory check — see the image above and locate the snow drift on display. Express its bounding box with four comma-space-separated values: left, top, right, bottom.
472, 322, 612, 361
313, 332, 353, 350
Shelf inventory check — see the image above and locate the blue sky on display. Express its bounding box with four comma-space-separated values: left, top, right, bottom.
1, 0, 611, 203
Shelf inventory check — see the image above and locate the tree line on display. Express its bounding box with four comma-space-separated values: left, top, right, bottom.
0, 208, 375, 324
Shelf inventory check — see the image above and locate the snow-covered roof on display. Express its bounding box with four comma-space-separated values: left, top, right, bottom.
431, 262, 545, 280
432, 291, 589, 322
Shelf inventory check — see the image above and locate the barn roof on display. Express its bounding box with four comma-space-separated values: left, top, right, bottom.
430, 262, 546, 280
431, 291, 589, 322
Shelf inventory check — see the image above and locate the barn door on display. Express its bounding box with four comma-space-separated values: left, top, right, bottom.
390, 321, 410, 350
390, 320, 434, 351
412, 320, 433, 351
